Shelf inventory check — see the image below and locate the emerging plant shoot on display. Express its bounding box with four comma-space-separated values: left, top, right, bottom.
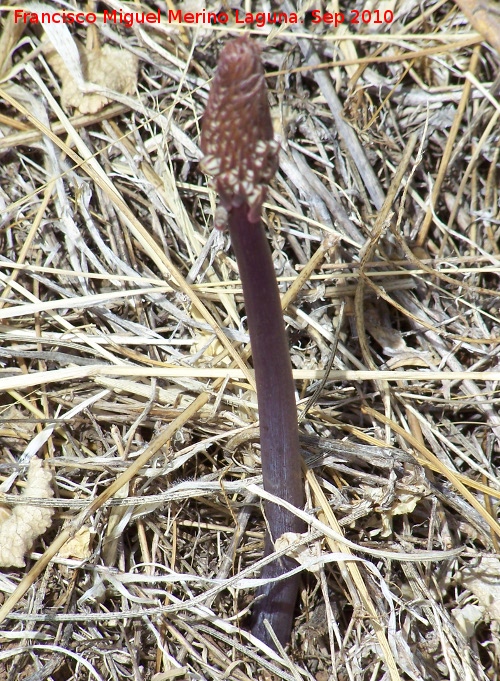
200, 35, 305, 648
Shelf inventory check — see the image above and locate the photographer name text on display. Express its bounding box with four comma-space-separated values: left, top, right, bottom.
14, 8, 394, 28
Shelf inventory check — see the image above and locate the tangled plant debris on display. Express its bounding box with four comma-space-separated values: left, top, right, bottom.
0, 1, 499, 679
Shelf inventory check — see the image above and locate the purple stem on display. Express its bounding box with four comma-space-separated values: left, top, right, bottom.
227, 205, 306, 648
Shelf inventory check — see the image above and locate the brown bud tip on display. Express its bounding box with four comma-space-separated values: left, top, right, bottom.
200, 35, 279, 228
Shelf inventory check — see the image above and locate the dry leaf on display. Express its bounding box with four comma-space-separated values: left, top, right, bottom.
459, 556, 500, 624
0, 458, 54, 568
362, 472, 427, 538
57, 526, 92, 561
452, 602, 483, 638
45, 39, 138, 114
0, 406, 37, 450
274, 532, 321, 571
364, 298, 408, 355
